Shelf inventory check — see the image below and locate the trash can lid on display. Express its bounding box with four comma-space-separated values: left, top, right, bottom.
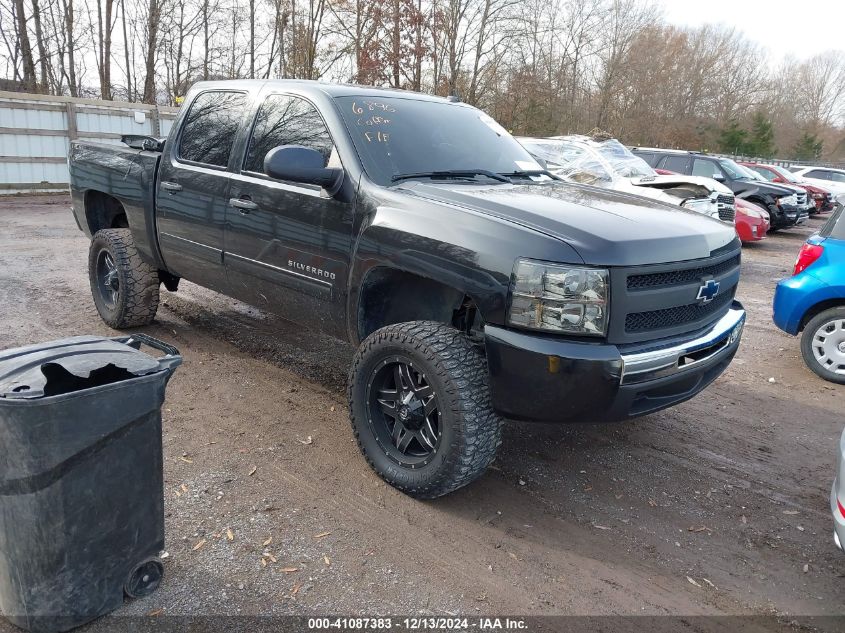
0, 335, 170, 399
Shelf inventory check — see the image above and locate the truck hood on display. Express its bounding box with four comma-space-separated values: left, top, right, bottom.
733, 180, 794, 198
399, 181, 736, 266
630, 174, 732, 194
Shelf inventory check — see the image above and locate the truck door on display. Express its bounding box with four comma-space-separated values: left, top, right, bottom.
224, 92, 354, 339
155, 89, 249, 293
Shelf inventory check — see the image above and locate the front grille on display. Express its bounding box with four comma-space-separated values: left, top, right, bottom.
716, 193, 735, 222
625, 292, 733, 333
609, 244, 742, 344
627, 255, 740, 289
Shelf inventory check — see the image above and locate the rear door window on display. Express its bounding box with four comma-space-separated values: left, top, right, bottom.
662, 155, 689, 173
634, 151, 656, 165
178, 91, 248, 167
243, 94, 334, 175
805, 169, 829, 180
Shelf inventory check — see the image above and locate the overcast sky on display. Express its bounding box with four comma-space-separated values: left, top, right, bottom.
657, 0, 845, 63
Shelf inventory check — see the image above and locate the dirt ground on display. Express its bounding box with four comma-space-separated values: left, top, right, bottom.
0, 195, 843, 630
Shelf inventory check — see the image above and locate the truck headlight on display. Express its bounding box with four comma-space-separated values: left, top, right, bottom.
508, 260, 609, 335
682, 198, 716, 216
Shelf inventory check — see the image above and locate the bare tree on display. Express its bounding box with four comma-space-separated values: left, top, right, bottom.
13, 0, 38, 90
141, 0, 160, 103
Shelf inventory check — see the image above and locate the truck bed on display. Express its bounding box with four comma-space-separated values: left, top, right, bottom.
69, 140, 164, 267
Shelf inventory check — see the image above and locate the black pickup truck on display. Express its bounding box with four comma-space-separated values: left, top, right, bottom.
69, 80, 745, 498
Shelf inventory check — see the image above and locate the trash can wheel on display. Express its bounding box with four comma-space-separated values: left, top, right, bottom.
124, 558, 164, 599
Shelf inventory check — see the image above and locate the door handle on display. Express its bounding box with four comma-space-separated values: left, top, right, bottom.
161, 181, 182, 193
229, 198, 258, 213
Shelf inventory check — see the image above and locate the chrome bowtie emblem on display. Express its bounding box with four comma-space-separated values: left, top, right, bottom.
696, 279, 720, 304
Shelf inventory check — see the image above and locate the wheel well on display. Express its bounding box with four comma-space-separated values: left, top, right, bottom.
799, 299, 845, 332
84, 191, 129, 234
357, 268, 480, 343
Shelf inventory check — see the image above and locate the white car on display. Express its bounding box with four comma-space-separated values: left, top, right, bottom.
519, 136, 735, 224
791, 166, 845, 209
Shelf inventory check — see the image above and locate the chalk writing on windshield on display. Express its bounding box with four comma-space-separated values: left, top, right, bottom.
351, 100, 396, 114
357, 115, 391, 127
352, 101, 396, 143
363, 131, 390, 143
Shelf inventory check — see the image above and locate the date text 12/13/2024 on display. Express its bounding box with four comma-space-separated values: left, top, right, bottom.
307, 618, 528, 630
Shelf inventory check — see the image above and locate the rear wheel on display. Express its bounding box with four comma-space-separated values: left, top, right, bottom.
88, 229, 160, 328
801, 307, 845, 384
348, 321, 502, 499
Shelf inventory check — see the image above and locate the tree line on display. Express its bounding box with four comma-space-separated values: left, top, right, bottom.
2, 0, 844, 161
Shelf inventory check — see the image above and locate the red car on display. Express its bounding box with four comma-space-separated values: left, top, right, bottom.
656, 168, 767, 243
734, 197, 769, 243
740, 162, 833, 214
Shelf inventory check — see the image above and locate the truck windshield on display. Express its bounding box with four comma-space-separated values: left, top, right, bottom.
737, 164, 766, 181
520, 137, 653, 183
593, 140, 655, 178
771, 166, 800, 183
334, 96, 544, 186
718, 158, 750, 180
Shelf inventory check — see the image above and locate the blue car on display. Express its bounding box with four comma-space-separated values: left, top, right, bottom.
773, 206, 845, 383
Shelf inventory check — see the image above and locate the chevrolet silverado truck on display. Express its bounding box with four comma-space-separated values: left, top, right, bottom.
69, 80, 746, 498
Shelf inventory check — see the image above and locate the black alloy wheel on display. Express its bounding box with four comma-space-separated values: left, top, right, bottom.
367, 357, 441, 467
95, 249, 120, 310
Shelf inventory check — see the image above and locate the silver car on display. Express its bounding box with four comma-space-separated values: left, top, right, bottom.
833, 427, 845, 550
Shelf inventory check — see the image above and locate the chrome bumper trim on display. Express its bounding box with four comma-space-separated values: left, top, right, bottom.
620, 305, 745, 385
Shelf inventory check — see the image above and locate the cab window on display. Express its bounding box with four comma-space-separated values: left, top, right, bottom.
244, 94, 334, 175
805, 169, 829, 179
751, 166, 776, 181
178, 91, 247, 167
662, 155, 688, 173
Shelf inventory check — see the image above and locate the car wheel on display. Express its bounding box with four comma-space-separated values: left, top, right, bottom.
88, 229, 160, 329
348, 321, 502, 499
800, 307, 845, 384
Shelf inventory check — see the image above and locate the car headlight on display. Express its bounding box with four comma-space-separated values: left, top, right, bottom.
681, 198, 715, 215
508, 260, 608, 335
739, 205, 761, 219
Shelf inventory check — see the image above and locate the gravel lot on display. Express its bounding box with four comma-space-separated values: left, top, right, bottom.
0, 195, 843, 631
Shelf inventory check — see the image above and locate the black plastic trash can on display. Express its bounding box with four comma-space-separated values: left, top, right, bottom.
0, 334, 181, 633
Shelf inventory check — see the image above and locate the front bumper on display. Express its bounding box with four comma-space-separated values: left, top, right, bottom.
485, 302, 745, 422
736, 214, 768, 242
767, 203, 798, 229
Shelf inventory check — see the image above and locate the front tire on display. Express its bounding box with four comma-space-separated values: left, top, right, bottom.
801, 307, 845, 384
348, 321, 502, 499
88, 229, 160, 329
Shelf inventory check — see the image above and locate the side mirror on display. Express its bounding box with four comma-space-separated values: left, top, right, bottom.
264, 145, 343, 193
773, 176, 784, 183
712, 173, 725, 182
